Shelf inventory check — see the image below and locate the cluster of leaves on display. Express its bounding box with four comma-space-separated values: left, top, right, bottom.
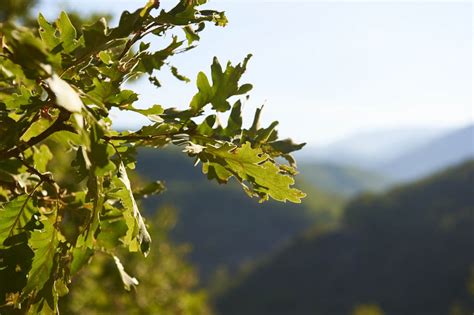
0, 0, 305, 313
0, 0, 38, 23
60, 208, 213, 315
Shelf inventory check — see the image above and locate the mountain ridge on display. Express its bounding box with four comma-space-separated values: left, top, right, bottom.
216, 159, 474, 315
377, 124, 474, 181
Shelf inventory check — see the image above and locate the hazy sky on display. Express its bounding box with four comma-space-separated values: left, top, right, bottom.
39, 1, 473, 146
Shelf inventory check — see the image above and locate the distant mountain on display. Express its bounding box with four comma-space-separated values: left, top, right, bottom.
135, 148, 344, 282
298, 162, 392, 196
216, 160, 474, 315
299, 127, 446, 168
378, 124, 474, 181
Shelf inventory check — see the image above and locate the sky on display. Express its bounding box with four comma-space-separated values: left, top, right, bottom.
39, 0, 473, 146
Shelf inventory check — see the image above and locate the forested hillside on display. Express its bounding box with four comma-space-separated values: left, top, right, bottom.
136, 148, 344, 280
298, 162, 391, 196
216, 160, 474, 315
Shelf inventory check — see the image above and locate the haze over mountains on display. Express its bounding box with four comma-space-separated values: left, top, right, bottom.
378, 125, 474, 181
299, 127, 447, 167
299, 124, 474, 183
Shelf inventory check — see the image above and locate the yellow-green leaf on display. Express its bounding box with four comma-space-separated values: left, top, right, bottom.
204, 142, 305, 203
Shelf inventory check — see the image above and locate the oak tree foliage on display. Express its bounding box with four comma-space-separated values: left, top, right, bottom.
0, 0, 305, 312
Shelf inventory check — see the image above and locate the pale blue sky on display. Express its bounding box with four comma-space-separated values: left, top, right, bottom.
39, 1, 473, 145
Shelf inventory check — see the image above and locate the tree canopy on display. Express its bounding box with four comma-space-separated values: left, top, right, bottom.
0, 0, 305, 313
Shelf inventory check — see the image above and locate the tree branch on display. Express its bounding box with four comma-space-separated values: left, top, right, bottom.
0, 111, 75, 160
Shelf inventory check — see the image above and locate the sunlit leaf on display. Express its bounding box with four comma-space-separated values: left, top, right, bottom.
33, 144, 53, 173
23, 215, 65, 296
0, 2, 306, 311
0, 195, 36, 245
37, 14, 60, 50
190, 55, 253, 112
20, 117, 57, 142
57, 11, 78, 53
202, 142, 305, 203
115, 162, 151, 256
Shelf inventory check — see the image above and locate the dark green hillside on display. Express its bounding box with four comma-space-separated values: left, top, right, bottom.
135, 148, 344, 281
136, 147, 205, 183
216, 160, 474, 315
299, 162, 392, 196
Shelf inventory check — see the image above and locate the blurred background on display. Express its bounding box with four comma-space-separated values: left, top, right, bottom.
2, 0, 473, 314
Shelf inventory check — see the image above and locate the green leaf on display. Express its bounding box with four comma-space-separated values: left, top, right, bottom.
3, 86, 32, 110
85, 79, 131, 110
156, 1, 227, 27
20, 117, 57, 143
4, 30, 50, 77
190, 55, 253, 112
0, 1, 308, 307
245, 106, 263, 139
81, 18, 108, 51
140, 0, 160, 17
237, 83, 253, 94
183, 25, 200, 45
225, 100, 243, 136
0, 195, 36, 245
122, 104, 164, 123
70, 247, 93, 275
196, 115, 216, 136
137, 37, 184, 75
57, 11, 78, 53
170, 65, 191, 82
202, 162, 232, 184
37, 14, 60, 50
33, 145, 53, 173
255, 121, 279, 144
98, 51, 112, 65
115, 162, 151, 256
95, 206, 128, 250
0, 237, 34, 306
190, 72, 212, 111
23, 215, 65, 296
110, 9, 142, 38
203, 142, 305, 203
76, 176, 104, 249
89, 125, 116, 176
268, 139, 306, 155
